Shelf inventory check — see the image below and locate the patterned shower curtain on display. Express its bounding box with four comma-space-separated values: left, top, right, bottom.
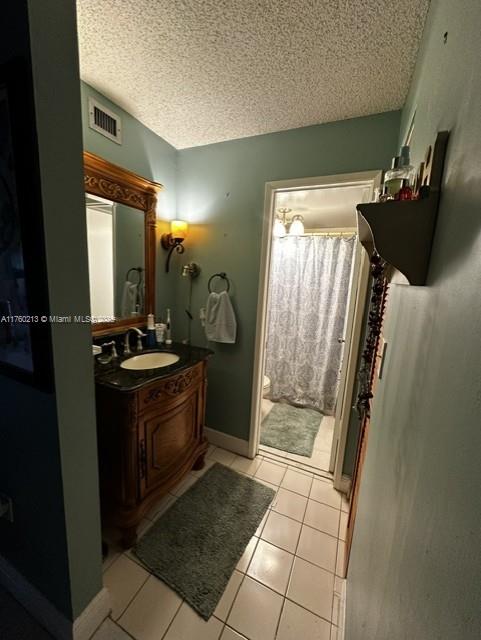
265, 234, 356, 415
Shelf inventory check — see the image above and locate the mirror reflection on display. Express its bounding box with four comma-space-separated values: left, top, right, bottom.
85, 194, 145, 322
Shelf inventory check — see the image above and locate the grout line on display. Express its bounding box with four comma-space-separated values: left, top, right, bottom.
112, 566, 151, 623
159, 598, 184, 640
273, 484, 309, 638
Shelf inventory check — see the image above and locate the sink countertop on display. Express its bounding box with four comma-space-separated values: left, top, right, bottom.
94, 342, 213, 391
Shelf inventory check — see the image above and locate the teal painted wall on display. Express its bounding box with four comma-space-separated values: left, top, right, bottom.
347, 1, 481, 638
175, 112, 400, 441
80, 82, 178, 317
0, 0, 102, 620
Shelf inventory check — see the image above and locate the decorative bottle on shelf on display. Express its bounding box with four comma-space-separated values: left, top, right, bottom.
382, 156, 402, 200
382, 146, 417, 201
397, 145, 417, 200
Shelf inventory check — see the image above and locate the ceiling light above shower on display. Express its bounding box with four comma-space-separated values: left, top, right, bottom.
273, 208, 304, 236
289, 215, 304, 236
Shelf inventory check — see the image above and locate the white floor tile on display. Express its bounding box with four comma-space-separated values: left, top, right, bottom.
255, 512, 268, 537
164, 602, 223, 639
191, 458, 216, 477
230, 455, 262, 476
281, 469, 313, 497
227, 576, 283, 640
261, 511, 302, 553
171, 474, 198, 497
297, 525, 337, 573
214, 570, 244, 621
91, 618, 133, 640
221, 627, 248, 639
277, 600, 331, 640
247, 539, 294, 595
271, 487, 308, 522
310, 478, 342, 510
146, 493, 176, 520
304, 500, 340, 538
103, 555, 149, 620
206, 444, 217, 457
255, 460, 287, 485
118, 575, 182, 639
236, 536, 258, 572
287, 557, 334, 621
341, 496, 350, 513
209, 448, 237, 466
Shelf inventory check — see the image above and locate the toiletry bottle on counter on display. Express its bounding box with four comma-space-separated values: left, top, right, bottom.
155, 322, 166, 344
165, 308, 172, 345
146, 313, 156, 347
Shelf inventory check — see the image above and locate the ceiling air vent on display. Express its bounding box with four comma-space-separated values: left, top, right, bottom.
88, 97, 122, 144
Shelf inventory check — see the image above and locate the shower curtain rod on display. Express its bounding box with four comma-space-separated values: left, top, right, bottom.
302, 230, 357, 237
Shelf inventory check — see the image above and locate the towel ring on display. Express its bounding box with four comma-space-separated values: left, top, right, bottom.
126, 267, 143, 283
208, 272, 230, 293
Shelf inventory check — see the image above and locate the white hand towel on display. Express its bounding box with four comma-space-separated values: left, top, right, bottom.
205, 290, 237, 344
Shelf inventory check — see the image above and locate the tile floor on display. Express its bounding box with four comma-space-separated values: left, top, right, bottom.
260, 399, 335, 474
95, 446, 349, 640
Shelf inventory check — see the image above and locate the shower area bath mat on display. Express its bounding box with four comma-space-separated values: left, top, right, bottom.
134, 463, 275, 620
261, 402, 323, 456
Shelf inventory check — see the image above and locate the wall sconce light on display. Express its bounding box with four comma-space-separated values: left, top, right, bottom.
161, 220, 188, 273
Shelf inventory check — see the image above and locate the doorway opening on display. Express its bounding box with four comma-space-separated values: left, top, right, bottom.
250, 172, 381, 488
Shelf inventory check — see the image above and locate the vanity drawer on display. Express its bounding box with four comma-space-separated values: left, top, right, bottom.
139, 362, 204, 412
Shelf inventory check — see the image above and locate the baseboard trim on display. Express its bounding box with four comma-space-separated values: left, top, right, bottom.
0, 554, 110, 640
73, 588, 111, 640
338, 474, 352, 496
205, 427, 250, 457
339, 577, 347, 639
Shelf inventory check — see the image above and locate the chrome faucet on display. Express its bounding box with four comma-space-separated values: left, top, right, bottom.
124, 327, 147, 355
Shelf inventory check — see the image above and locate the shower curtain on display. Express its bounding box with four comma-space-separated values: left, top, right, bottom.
265, 234, 356, 414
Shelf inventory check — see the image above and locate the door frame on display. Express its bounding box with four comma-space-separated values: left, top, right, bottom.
248, 171, 382, 490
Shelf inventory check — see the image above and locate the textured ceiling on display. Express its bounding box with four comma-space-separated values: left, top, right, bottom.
76, 0, 429, 149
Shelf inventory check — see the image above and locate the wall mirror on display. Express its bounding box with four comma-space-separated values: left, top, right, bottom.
83, 151, 162, 336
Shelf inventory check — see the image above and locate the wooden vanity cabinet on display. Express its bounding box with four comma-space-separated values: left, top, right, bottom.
96, 361, 208, 547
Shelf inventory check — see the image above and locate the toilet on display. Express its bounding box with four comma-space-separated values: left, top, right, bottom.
263, 375, 271, 397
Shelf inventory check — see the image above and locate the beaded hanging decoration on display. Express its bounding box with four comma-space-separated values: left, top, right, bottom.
356, 252, 389, 420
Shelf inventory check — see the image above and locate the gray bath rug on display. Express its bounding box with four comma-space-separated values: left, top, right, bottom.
134, 463, 275, 620
261, 402, 323, 457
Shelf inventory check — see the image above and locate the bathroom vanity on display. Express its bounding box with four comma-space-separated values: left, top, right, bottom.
83, 152, 213, 547
95, 343, 211, 547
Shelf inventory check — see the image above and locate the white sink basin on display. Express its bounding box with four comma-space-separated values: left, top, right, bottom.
120, 352, 180, 370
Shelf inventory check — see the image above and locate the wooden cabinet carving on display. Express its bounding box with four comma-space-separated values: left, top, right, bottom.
96, 360, 208, 547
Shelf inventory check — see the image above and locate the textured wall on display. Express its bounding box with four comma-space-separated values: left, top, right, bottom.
175, 113, 400, 441
347, 1, 481, 638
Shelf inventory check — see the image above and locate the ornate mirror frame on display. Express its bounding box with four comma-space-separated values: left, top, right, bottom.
83, 151, 163, 336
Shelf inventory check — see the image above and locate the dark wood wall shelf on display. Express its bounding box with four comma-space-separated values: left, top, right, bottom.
356, 131, 449, 286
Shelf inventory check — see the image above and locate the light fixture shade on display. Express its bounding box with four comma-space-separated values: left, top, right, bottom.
273, 218, 286, 237
289, 215, 304, 236
170, 219, 188, 240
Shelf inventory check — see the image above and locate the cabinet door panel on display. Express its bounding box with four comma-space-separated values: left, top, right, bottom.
142, 392, 198, 493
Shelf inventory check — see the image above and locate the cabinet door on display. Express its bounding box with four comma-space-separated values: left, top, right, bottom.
140, 390, 199, 494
